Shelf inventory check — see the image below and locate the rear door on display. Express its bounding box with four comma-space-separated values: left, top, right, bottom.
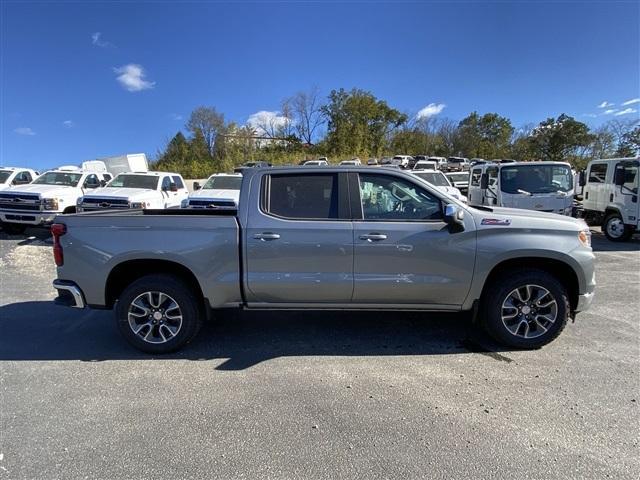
351, 172, 475, 307
244, 172, 354, 304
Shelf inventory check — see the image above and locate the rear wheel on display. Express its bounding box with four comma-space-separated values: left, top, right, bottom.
115, 274, 203, 353
1, 223, 27, 235
603, 213, 632, 242
481, 269, 569, 349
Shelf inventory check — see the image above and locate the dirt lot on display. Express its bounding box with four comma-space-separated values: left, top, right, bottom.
0, 228, 638, 479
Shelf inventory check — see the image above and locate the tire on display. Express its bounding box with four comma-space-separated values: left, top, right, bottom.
603, 213, 632, 242
115, 274, 203, 354
2, 223, 27, 235
481, 269, 569, 349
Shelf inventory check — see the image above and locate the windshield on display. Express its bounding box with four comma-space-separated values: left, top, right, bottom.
33, 171, 82, 187
447, 173, 469, 182
500, 164, 573, 194
414, 172, 450, 187
0, 170, 12, 183
202, 176, 242, 190
108, 174, 158, 190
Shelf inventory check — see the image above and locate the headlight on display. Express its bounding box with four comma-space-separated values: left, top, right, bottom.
42, 198, 59, 210
578, 229, 591, 248
129, 201, 149, 209
76, 198, 83, 206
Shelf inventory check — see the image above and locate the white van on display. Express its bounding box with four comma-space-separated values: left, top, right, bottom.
578, 157, 639, 241
467, 161, 574, 215
77, 171, 189, 212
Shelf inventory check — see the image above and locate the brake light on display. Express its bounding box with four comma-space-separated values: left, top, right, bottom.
51, 223, 67, 266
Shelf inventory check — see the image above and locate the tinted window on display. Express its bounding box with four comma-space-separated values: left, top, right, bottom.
588, 163, 608, 183
266, 174, 339, 220
84, 174, 99, 187
161, 177, 172, 190
171, 176, 185, 189
109, 174, 159, 190
103, 173, 112, 182
33, 172, 82, 187
203, 176, 242, 190
359, 174, 442, 221
0, 170, 11, 184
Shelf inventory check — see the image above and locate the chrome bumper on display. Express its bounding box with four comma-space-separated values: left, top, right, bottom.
576, 291, 594, 313
53, 280, 86, 308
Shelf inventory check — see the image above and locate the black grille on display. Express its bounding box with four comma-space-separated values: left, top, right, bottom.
81, 197, 129, 206
0, 193, 41, 211
188, 199, 236, 208
0, 203, 41, 211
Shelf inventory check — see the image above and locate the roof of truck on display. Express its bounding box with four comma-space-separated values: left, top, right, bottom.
115, 171, 183, 177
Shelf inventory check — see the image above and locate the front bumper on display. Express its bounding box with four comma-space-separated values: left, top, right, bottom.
53, 280, 86, 308
0, 210, 58, 226
575, 291, 594, 313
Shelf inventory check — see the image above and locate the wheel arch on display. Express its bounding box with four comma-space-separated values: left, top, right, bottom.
105, 259, 206, 310
480, 257, 580, 312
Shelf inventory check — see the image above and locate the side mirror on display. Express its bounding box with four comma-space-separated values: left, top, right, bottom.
578, 171, 586, 187
194, 182, 201, 190
444, 204, 465, 233
480, 173, 489, 189
614, 167, 625, 186
169, 182, 178, 192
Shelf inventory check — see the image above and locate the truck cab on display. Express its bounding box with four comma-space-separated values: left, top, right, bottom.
77, 171, 189, 212
184, 173, 242, 209
467, 161, 574, 216
0, 165, 110, 234
579, 157, 639, 241
0, 167, 39, 191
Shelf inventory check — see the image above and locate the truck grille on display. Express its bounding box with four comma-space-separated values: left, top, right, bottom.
0, 193, 41, 211
80, 198, 130, 210
188, 199, 236, 209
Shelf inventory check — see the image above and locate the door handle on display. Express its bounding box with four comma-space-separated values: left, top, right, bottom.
359, 233, 387, 241
253, 232, 280, 241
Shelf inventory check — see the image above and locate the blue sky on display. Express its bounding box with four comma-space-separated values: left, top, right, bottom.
2, 0, 639, 170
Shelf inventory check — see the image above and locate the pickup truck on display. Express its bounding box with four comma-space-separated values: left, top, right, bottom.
77, 171, 189, 212
0, 166, 111, 234
52, 167, 596, 354
183, 173, 242, 209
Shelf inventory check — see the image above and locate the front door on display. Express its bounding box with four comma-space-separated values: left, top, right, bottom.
244, 172, 353, 304
352, 172, 475, 307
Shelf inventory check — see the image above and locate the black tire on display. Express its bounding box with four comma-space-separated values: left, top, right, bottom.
1, 223, 27, 235
481, 269, 569, 349
115, 274, 203, 354
603, 213, 632, 242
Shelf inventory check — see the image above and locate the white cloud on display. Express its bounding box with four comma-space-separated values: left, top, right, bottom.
114, 64, 155, 92
614, 108, 638, 116
416, 103, 446, 120
597, 101, 614, 108
621, 98, 640, 106
603, 109, 618, 115
91, 32, 113, 48
14, 127, 35, 136
62, 120, 74, 128
247, 110, 291, 135
169, 113, 183, 121
582, 113, 597, 118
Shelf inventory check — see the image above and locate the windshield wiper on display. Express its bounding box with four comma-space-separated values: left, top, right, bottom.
517, 189, 532, 196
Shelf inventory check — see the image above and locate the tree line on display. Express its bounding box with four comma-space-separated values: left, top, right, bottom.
153, 87, 640, 178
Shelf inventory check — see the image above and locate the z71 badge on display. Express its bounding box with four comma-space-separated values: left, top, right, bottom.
481, 218, 511, 226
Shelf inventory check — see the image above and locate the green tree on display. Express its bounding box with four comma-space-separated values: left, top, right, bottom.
457, 112, 514, 159
528, 114, 593, 162
322, 88, 407, 157
616, 125, 640, 157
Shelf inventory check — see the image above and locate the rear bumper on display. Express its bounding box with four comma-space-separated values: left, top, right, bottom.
53, 280, 86, 308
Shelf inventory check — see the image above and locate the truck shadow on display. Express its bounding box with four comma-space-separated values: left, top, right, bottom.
589, 230, 640, 252
0, 302, 514, 369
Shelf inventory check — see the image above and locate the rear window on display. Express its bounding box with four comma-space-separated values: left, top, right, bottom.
171, 176, 185, 189
265, 174, 339, 220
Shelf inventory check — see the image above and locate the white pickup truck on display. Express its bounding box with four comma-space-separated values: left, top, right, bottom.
0, 167, 39, 191
0, 166, 111, 234
183, 173, 242, 209
77, 172, 189, 212
412, 169, 467, 203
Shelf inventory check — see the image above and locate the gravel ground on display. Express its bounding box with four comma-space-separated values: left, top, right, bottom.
0, 227, 638, 479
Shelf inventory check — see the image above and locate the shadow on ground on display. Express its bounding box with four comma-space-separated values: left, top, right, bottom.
0, 301, 513, 369
589, 229, 640, 252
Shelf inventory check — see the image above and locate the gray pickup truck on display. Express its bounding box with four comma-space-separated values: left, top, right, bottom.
52, 167, 596, 353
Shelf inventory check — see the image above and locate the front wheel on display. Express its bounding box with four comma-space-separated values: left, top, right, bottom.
603, 213, 632, 242
481, 269, 569, 349
115, 274, 203, 353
